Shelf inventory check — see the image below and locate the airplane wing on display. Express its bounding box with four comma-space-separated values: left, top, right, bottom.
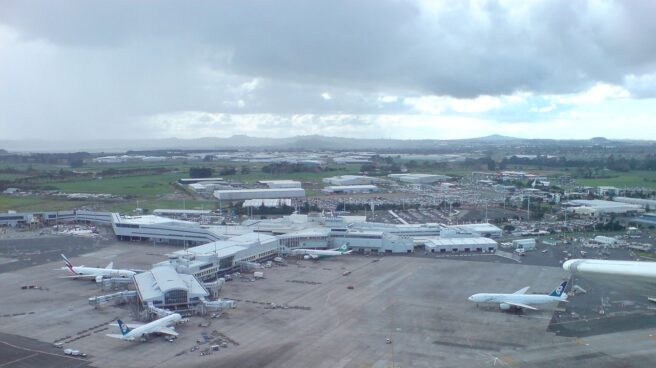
513, 286, 530, 294
157, 327, 179, 336
60, 274, 96, 279
105, 262, 114, 270
106, 333, 129, 340
502, 301, 539, 310
108, 323, 144, 329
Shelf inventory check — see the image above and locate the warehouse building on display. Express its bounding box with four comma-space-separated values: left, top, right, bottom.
446, 223, 503, 238
613, 197, 656, 210
133, 265, 209, 313
388, 173, 451, 184
423, 237, 497, 253
322, 175, 384, 186
566, 200, 644, 216
258, 180, 302, 189
512, 238, 536, 251
322, 185, 379, 194
213, 188, 306, 201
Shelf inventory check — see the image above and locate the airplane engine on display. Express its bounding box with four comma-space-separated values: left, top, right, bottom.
303, 255, 311, 260
499, 303, 511, 310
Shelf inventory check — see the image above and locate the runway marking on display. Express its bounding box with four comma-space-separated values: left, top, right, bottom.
0, 353, 38, 367
0, 339, 87, 363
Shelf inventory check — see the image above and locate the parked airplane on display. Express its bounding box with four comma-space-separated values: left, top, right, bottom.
106, 313, 183, 341
468, 281, 568, 311
59, 254, 136, 282
291, 244, 352, 260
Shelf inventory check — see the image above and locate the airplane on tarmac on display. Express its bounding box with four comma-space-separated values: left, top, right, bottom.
106, 313, 183, 341
291, 244, 352, 260
468, 281, 568, 311
59, 254, 136, 282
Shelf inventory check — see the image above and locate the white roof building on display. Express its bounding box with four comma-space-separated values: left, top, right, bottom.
213, 188, 306, 201
388, 173, 451, 184
424, 237, 498, 253
322, 185, 379, 194
322, 175, 385, 186
258, 180, 302, 189
566, 200, 644, 216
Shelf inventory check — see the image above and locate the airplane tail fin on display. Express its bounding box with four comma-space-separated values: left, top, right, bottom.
117, 319, 131, 335
549, 281, 568, 298
105, 261, 114, 270
336, 244, 349, 253
61, 254, 74, 272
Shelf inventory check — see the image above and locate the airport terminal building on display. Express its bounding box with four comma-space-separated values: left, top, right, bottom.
133, 265, 209, 313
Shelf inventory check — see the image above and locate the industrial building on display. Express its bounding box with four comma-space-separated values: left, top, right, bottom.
388, 173, 451, 184
513, 238, 536, 251
423, 237, 497, 253
258, 180, 302, 189
322, 185, 379, 194
634, 213, 656, 227
566, 200, 644, 216
213, 188, 306, 201
322, 175, 384, 186
447, 223, 503, 238
613, 197, 656, 210
133, 265, 209, 313
178, 177, 224, 185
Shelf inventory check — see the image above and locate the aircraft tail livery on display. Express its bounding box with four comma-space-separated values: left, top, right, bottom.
61, 254, 74, 273
118, 320, 131, 335
549, 281, 568, 299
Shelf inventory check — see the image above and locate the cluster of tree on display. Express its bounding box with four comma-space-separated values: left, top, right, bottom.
463, 156, 496, 171
501, 154, 656, 173
100, 167, 167, 177
219, 167, 237, 176
261, 162, 321, 174
596, 219, 625, 232
189, 167, 213, 178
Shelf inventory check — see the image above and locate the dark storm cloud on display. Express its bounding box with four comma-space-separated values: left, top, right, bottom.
0, 0, 654, 139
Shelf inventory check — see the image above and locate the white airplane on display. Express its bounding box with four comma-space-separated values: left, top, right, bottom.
468, 281, 568, 311
106, 313, 183, 341
291, 244, 352, 260
59, 254, 136, 283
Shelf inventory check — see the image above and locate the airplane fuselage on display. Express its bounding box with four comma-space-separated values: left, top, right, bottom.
468, 293, 563, 305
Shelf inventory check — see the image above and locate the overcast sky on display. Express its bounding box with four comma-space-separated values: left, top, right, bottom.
1, 0, 655, 141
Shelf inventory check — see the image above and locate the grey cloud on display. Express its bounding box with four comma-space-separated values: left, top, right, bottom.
0, 0, 655, 139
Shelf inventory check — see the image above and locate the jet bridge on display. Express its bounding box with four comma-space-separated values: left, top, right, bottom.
88, 290, 137, 307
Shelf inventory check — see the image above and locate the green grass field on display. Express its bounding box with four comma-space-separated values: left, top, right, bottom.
45, 172, 182, 197
574, 170, 656, 189
0, 195, 89, 212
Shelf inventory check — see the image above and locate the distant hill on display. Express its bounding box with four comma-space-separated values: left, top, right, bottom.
467, 134, 525, 142
0, 134, 651, 153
